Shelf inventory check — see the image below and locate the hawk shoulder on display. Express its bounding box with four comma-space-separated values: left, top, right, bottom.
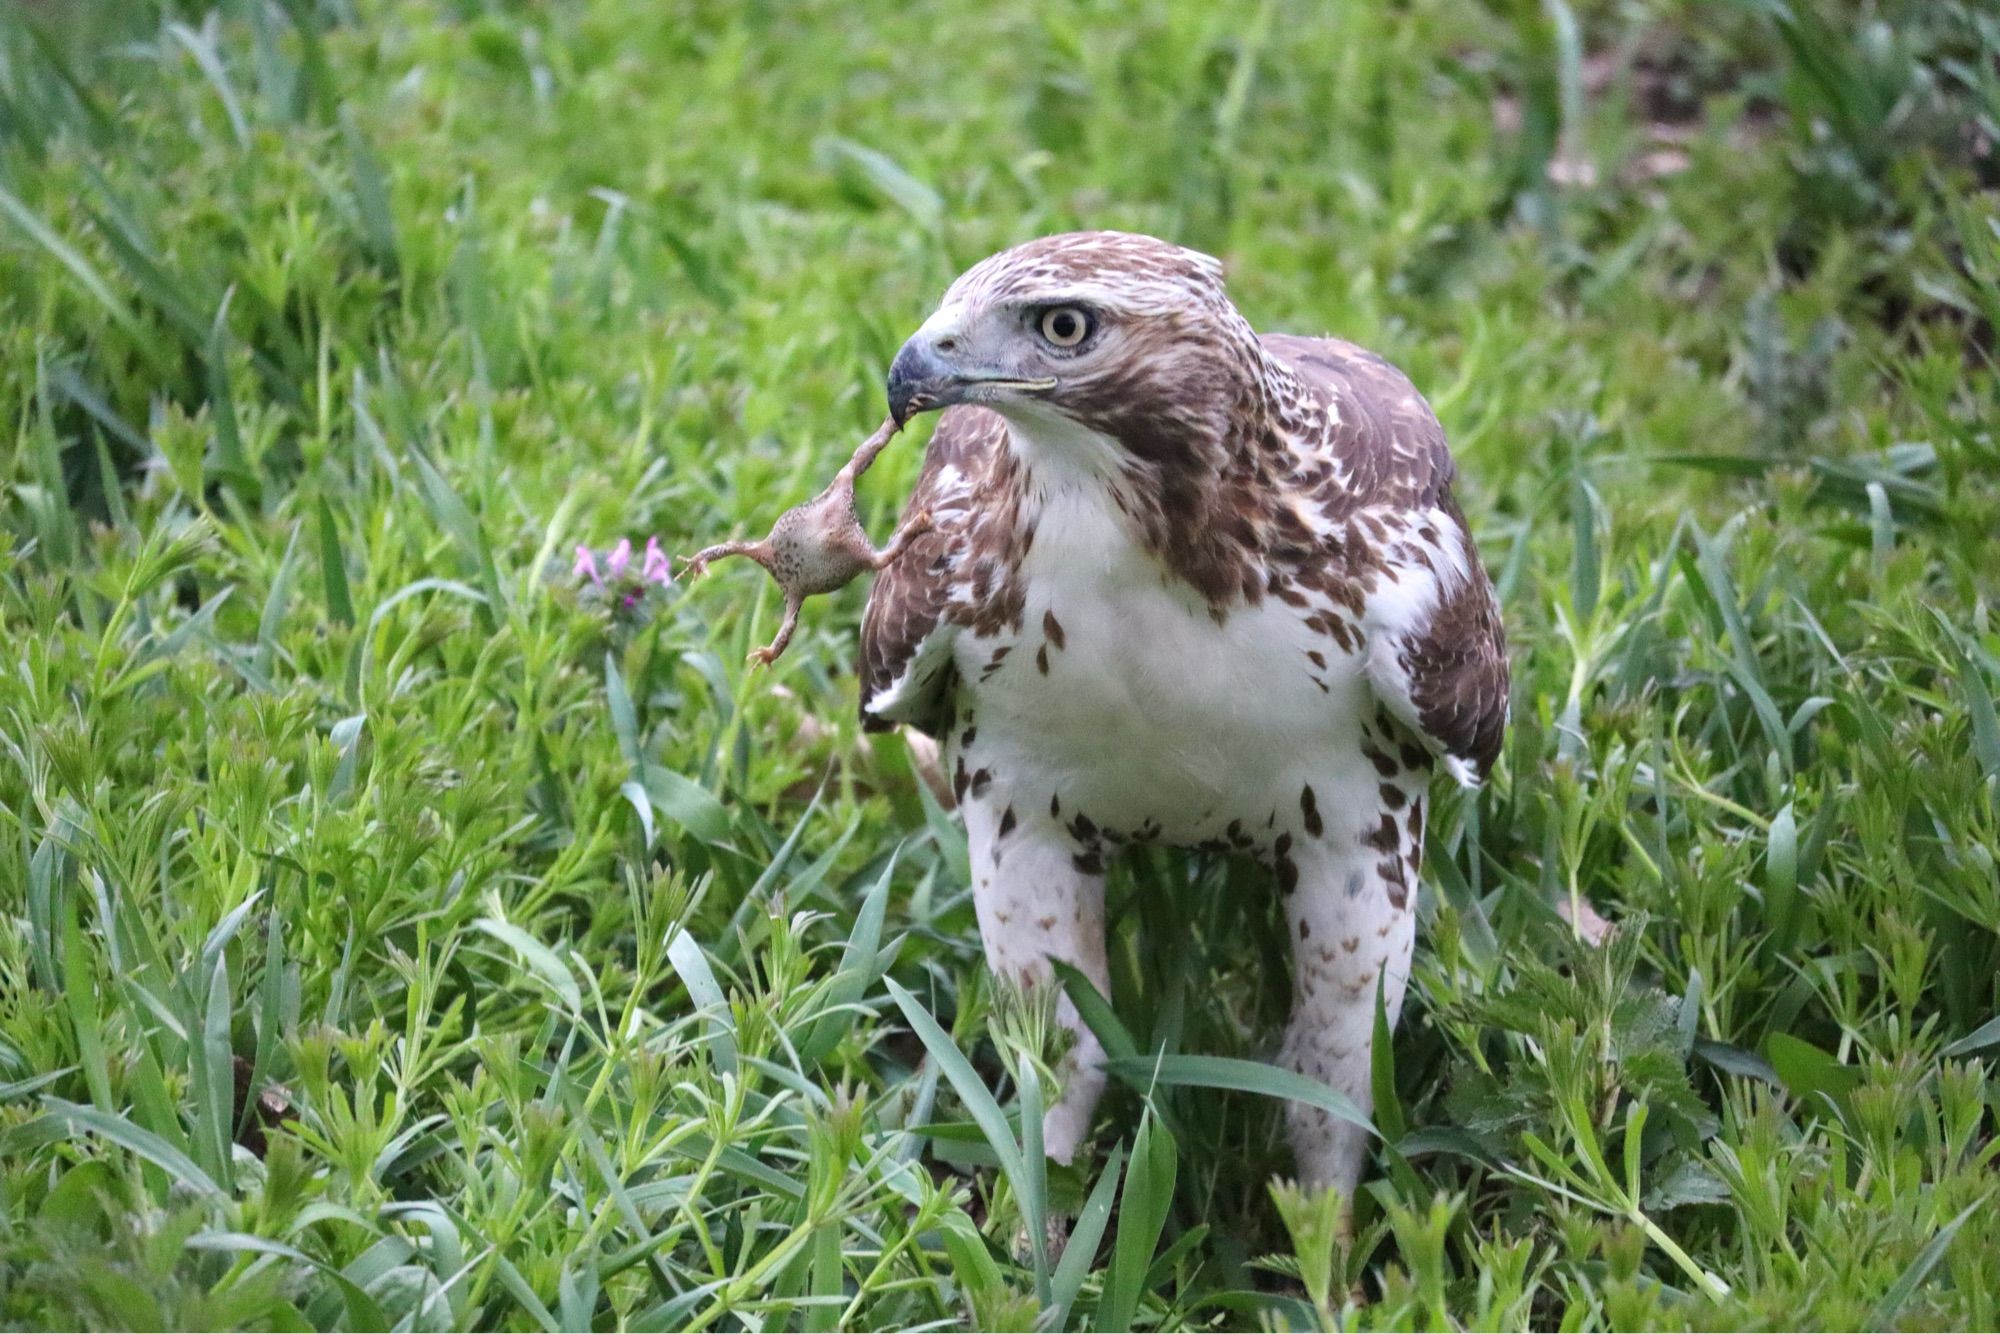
1264, 333, 1510, 783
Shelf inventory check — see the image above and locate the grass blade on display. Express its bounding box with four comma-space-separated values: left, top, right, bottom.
1104, 1053, 1375, 1136
1941, 1013, 2000, 1059
1371, 979, 1406, 1144
255, 525, 301, 677
205, 287, 256, 497
1050, 1142, 1124, 1330
191, 956, 236, 1192
167, 21, 251, 146
885, 980, 1042, 1277
0, 179, 144, 337
814, 136, 942, 231
666, 927, 739, 1075
40, 1099, 224, 1200
408, 446, 505, 632
1098, 1110, 1176, 1333
473, 918, 581, 1013
316, 496, 354, 625
1932, 609, 2000, 782
339, 108, 399, 270
1015, 1053, 1051, 1308
62, 897, 113, 1114
1865, 1199, 1984, 1329
1054, 961, 1139, 1063
798, 850, 897, 1063
643, 766, 732, 845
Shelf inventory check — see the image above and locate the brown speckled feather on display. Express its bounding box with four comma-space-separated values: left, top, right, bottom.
1263, 333, 1510, 779
858, 405, 1007, 734
1398, 500, 1510, 779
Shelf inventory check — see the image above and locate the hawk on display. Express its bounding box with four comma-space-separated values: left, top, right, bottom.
859, 231, 1507, 1201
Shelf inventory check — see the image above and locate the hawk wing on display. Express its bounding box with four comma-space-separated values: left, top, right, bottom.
1264, 334, 1510, 783
858, 406, 1007, 734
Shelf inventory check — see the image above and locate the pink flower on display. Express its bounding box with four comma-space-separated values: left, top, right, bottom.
605, 538, 633, 579
574, 535, 673, 610
642, 537, 672, 586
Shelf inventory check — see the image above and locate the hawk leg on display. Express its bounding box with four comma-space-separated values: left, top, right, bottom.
1276, 779, 1422, 1214
962, 788, 1109, 1164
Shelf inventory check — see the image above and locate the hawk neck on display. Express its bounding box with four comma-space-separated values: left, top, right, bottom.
995, 330, 1299, 618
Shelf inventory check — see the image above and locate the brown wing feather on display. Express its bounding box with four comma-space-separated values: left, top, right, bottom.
858, 406, 1007, 734
1264, 333, 1510, 780
1261, 333, 1456, 510
1399, 492, 1510, 779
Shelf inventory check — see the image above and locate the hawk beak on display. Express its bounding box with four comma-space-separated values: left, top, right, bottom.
886, 334, 1057, 426
886, 336, 955, 427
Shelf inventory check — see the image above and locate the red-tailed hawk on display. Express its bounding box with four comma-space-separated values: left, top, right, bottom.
860, 231, 1507, 1201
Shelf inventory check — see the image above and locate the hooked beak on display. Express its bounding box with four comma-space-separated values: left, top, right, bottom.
886, 335, 1056, 426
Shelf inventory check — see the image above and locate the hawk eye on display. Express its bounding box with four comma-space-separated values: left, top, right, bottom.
1038, 306, 1092, 348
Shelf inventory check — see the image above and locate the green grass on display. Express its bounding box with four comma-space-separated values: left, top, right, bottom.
2, 0, 1997, 1327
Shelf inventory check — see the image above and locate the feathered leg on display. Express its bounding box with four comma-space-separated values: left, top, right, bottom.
962, 788, 1110, 1163
1275, 772, 1424, 1209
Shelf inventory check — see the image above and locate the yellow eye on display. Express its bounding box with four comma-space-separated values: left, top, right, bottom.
1039, 306, 1091, 348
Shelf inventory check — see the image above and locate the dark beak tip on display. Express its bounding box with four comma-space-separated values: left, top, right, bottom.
886, 339, 945, 426
886, 383, 918, 428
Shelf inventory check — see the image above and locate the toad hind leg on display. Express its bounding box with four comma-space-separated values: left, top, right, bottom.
747, 594, 804, 668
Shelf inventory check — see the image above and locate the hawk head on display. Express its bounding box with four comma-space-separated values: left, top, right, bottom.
886, 231, 1269, 467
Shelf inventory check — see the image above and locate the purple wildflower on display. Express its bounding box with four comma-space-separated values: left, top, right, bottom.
572, 534, 675, 619
642, 537, 672, 586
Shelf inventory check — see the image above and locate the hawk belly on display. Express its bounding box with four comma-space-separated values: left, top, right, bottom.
944, 481, 1376, 854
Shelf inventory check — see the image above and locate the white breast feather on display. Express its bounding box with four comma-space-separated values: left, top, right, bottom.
954, 420, 1391, 840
